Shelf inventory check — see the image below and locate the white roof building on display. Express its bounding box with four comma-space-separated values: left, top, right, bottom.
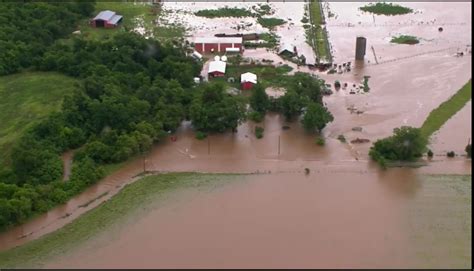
240, 72, 257, 84
208, 60, 226, 74
278, 42, 295, 55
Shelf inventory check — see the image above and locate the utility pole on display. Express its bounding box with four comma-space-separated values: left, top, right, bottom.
278, 135, 281, 156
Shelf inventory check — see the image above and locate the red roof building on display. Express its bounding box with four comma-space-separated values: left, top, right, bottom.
194, 37, 243, 54
91, 10, 123, 28
240, 72, 257, 90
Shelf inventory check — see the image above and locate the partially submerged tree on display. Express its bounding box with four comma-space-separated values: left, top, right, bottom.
301, 102, 334, 133
249, 84, 269, 113
369, 126, 428, 167
189, 83, 246, 133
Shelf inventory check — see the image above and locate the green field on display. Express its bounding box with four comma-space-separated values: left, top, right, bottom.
420, 80, 472, 138
0, 72, 78, 165
0, 173, 238, 268
360, 2, 413, 16
78, 2, 184, 42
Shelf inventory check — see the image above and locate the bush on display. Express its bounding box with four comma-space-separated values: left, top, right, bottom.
466, 144, 472, 158
248, 111, 264, 123
195, 131, 208, 140
337, 134, 346, 143
255, 126, 264, 139
447, 151, 456, 158
316, 137, 325, 146
427, 149, 434, 158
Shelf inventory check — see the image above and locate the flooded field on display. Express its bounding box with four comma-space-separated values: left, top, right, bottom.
36, 172, 469, 269
430, 100, 471, 155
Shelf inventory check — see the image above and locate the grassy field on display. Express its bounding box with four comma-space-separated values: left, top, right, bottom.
307, 0, 332, 63
420, 80, 472, 138
391, 35, 420, 45
195, 7, 253, 18
77, 2, 184, 42
212, 63, 293, 89
257, 17, 286, 29
0, 72, 78, 166
360, 2, 413, 16
0, 173, 239, 268
408, 174, 471, 268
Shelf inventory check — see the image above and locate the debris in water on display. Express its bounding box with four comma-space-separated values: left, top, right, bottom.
351, 138, 371, 144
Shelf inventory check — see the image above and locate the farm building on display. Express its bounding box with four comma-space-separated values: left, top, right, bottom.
91, 10, 123, 28
278, 42, 296, 57
194, 37, 243, 54
208, 60, 226, 78
240, 72, 257, 90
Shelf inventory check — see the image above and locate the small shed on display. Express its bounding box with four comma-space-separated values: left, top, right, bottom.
91, 10, 123, 28
278, 42, 296, 56
240, 72, 257, 90
208, 60, 226, 77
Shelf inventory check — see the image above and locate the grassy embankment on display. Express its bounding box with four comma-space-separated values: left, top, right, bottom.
359, 2, 413, 16
78, 1, 184, 42
0, 72, 78, 166
391, 35, 420, 45
307, 0, 332, 63
420, 80, 472, 139
0, 173, 239, 268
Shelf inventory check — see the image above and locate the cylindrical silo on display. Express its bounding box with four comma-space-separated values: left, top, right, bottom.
355, 37, 367, 60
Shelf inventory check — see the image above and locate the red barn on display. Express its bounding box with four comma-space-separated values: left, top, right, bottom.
194, 37, 243, 54
240, 72, 257, 90
91, 10, 123, 28
208, 60, 226, 78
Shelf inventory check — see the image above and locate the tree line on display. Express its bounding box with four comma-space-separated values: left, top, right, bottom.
0, 2, 335, 231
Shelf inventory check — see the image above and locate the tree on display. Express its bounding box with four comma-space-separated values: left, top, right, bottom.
466, 143, 471, 158
279, 90, 307, 120
301, 102, 334, 133
249, 84, 269, 113
369, 126, 428, 167
189, 83, 246, 132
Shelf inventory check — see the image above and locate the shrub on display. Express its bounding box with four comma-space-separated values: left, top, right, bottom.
337, 134, 346, 143
447, 151, 456, 158
466, 144, 472, 158
316, 137, 325, 146
257, 17, 286, 29
195, 131, 207, 140
427, 149, 434, 158
248, 111, 264, 123
255, 126, 264, 139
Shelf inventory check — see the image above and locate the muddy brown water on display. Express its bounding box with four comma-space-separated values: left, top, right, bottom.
45, 170, 470, 269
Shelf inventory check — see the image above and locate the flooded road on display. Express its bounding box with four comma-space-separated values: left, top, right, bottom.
45, 171, 470, 269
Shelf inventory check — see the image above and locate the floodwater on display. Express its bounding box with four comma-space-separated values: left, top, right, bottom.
0, 1, 471, 268
45, 171, 470, 269
430, 100, 471, 155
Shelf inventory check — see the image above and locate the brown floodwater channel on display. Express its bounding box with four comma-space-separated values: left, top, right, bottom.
44, 171, 470, 269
